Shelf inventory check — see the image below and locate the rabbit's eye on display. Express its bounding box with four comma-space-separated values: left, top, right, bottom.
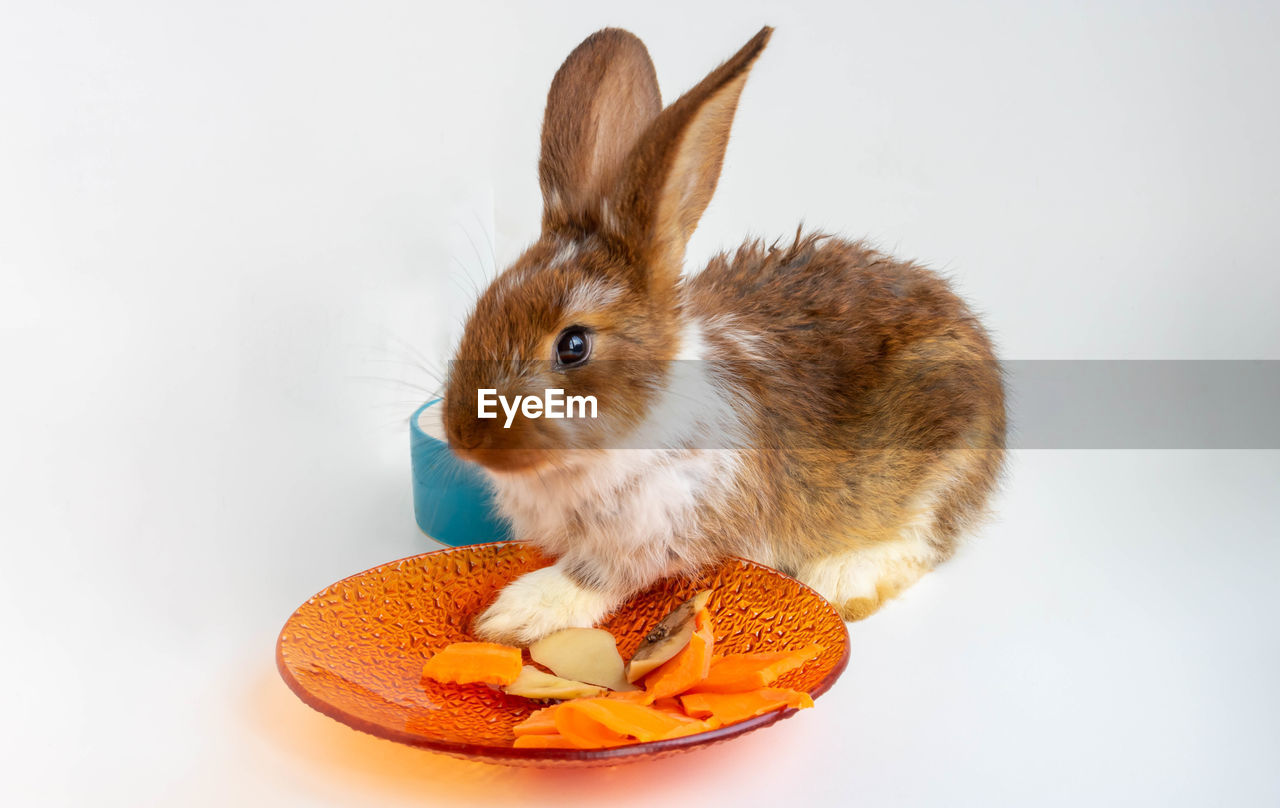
554, 327, 592, 368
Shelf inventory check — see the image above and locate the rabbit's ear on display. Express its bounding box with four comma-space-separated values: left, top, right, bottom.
608, 27, 772, 288
539, 29, 661, 233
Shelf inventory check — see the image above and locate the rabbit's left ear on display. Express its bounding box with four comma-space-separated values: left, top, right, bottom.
607, 27, 772, 288
539, 29, 662, 234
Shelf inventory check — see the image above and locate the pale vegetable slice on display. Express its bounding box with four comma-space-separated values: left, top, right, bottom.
502, 666, 607, 700
529, 628, 638, 691
625, 590, 712, 682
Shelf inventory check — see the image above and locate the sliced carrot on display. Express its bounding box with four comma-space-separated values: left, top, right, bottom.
553, 701, 635, 748
560, 698, 691, 743
420, 641, 522, 686
605, 689, 655, 705
642, 609, 714, 699
656, 716, 720, 740
513, 733, 579, 749
650, 703, 719, 739
512, 705, 561, 736
686, 643, 824, 694
485, 597, 824, 751
516, 701, 719, 748
647, 696, 722, 737
678, 694, 714, 719
679, 687, 814, 725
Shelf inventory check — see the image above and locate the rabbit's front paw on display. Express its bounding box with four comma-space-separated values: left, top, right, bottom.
472, 564, 616, 645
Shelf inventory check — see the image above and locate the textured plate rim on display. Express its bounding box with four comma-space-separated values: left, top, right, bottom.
276, 541, 851, 766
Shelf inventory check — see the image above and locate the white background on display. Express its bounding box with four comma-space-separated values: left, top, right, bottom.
2, 1, 1278, 805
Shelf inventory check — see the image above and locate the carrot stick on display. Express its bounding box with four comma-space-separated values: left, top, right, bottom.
420, 641, 522, 686
513, 733, 579, 749
642, 609, 714, 699
679, 687, 814, 725
559, 698, 691, 743
553, 701, 635, 748
685, 643, 824, 694
512, 705, 561, 736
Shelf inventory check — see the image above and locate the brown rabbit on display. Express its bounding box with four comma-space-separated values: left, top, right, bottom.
441, 27, 1006, 644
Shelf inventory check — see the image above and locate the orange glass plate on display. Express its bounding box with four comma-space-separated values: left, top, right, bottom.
276, 542, 850, 767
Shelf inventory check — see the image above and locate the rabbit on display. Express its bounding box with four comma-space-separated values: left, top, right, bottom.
440, 26, 1006, 645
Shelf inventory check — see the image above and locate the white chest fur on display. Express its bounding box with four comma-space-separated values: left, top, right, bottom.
485, 320, 747, 590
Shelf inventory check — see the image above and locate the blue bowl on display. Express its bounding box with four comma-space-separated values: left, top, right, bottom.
410, 399, 510, 547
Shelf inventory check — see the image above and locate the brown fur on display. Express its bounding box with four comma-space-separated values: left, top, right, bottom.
683, 234, 1006, 575
444, 27, 1006, 630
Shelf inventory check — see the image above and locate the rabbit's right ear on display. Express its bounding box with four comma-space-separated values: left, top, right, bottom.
605, 27, 771, 291
539, 29, 662, 234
